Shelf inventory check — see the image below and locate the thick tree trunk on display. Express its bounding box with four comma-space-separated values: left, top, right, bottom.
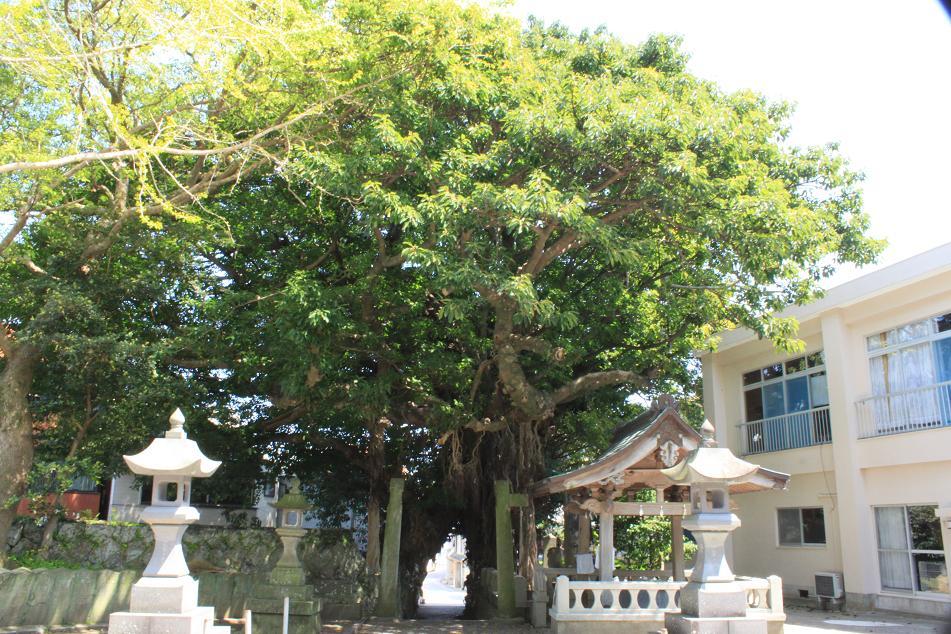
365, 416, 388, 574
518, 500, 537, 589
366, 490, 382, 574
0, 344, 39, 566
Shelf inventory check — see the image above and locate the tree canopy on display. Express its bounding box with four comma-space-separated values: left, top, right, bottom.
1, 0, 880, 610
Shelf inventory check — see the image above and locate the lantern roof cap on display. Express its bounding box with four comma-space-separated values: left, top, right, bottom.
272, 478, 311, 511
123, 409, 221, 477
660, 420, 758, 484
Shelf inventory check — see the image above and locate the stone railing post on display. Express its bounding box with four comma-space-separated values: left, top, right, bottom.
530, 566, 548, 628
767, 575, 784, 615
554, 575, 569, 615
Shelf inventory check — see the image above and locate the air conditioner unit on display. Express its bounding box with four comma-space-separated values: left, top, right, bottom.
815, 571, 843, 599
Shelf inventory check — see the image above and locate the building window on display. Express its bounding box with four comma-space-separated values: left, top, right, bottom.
875, 505, 948, 594
865, 312, 951, 433
68, 475, 98, 492
777, 507, 826, 546
262, 480, 277, 498
741, 352, 830, 453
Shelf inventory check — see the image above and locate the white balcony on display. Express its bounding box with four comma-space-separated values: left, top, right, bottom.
737, 407, 832, 455
855, 381, 951, 439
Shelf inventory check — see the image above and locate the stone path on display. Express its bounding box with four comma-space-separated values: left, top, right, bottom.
322, 604, 951, 633
3, 602, 948, 634
323, 619, 548, 633
783, 603, 950, 633
417, 568, 465, 620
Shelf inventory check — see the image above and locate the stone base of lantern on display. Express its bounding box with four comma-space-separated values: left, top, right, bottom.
248, 578, 322, 634
129, 575, 199, 613
109, 605, 231, 634
665, 613, 769, 634
109, 575, 230, 634
665, 580, 769, 634
678, 581, 749, 617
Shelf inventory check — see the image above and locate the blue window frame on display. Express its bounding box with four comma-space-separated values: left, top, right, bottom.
742, 352, 829, 452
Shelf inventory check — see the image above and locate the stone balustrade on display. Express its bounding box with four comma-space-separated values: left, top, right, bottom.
548, 574, 784, 634
738, 575, 785, 622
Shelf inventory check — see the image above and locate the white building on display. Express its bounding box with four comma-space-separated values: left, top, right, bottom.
700, 242, 951, 618
108, 473, 284, 527
107, 474, 367, 549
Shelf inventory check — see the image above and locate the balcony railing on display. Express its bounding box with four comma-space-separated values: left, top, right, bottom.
737, 406, 831, 455
855, 381, 951, 439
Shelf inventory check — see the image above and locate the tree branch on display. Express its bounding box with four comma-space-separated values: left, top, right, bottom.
517, 224, 555, 275
531, 200, 650, 274
0, 186, 42, 256
551, 369, 656, 406
492, 306, 555, 419
19, 257, 57, 278
260, 404, 308, 432
0, 66, 412, 176
170, 358, 231, 370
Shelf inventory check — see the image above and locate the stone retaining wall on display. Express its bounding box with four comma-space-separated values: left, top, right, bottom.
7, 521, 283, 572
0, 567, 374, 627
0, 568, 138, 627
3, 521, 376, 625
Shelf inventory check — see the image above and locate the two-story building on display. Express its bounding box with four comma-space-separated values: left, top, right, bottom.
700, 242, 951, 619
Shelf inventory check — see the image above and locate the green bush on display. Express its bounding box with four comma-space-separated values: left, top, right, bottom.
7, 549, 84, 570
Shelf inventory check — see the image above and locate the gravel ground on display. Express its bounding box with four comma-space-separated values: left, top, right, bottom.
322, 604, 951, 634
3, 601, 948, 634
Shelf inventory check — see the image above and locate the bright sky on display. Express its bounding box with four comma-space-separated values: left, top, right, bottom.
503, 0, 951, 288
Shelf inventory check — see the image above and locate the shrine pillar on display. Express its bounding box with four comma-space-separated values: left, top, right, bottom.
598, 511, 614, 581
672, 514, 686, 581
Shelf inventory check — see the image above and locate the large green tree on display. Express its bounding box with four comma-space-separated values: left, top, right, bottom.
2, 0, 881, 612
170, 2, 881, 612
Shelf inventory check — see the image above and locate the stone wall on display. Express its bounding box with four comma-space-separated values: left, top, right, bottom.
0, 568, 260, 626
0, 568, 138, 627
7, 521, 281, 572
4, 520, 376, 625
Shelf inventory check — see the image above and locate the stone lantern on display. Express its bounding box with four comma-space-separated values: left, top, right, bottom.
661, 419, 769, 633
270, 478, 311, 585
109, 409, 227, 634
248, 478, 321, 633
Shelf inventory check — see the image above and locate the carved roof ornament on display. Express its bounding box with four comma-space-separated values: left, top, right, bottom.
653, 394, 678, 410
701, 419, 717, 448
658, 440, 680, 468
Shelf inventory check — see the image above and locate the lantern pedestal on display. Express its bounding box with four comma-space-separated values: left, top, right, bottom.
269, 526, 307, 585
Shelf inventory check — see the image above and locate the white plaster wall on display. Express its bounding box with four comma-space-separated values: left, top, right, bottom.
108, 473, 147, 522
731, 472, 842, 596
